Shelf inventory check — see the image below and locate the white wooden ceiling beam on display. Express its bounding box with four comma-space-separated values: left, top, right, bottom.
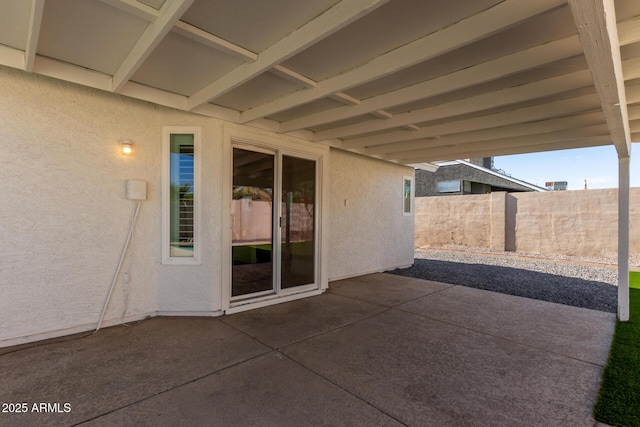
24, 0, 45, 72
329, 92, 361, 105
172, 20, 257, 61
617, 16, 640, 46
403, 124, 420, 131
239, 0, 566, 124
269, 65, 317, 88
398, 135, 611, 164
342, 91, 601, 149
112, 0, 196, 92
315, 69, 593, 141
368, 111, 605, 156
568, 0, 630, 157
187, 0, 390, 111
370, 110, 392, 119
33, 56, 113, 91
279, 35, 582, 132
100, 0, 160, 22
386, 123, 609, 161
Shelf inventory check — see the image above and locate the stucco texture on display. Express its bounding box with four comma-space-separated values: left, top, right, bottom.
0, 66, 224, 344
328, 148, 414, 280
415, 188, 640, 262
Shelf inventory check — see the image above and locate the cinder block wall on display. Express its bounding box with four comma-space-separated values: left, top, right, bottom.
415, 188, 640, 262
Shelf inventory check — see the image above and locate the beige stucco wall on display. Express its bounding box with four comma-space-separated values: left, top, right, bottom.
415, 188, 640, 261
415, 193, 492, 248
328, 149, 415, 280
0, 66, 415, 346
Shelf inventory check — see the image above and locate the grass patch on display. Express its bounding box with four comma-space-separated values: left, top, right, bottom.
594, 285, 640, 426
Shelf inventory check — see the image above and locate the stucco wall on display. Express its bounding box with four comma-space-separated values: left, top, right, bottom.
0, 66, 416, 346
415, 188, 640, 261
415, 193, 493, 248
0, 66, 225, 345
328, 148, 414, 280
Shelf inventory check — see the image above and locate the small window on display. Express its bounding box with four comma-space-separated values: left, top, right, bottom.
403, 176, 413, 216
162, 127, 201, 264
437, 180, 461, 193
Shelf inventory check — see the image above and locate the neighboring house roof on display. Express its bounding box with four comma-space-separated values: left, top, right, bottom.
441, 160, 548, 192
415, 159, 548, 196
0, 0, 635, 164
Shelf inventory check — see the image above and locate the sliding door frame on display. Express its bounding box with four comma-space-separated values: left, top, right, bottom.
221, 126, 329, 314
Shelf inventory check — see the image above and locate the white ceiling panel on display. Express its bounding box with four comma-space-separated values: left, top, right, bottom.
138, 0, 167, 10
181, 0, 341, 54
131, 31, 245, 96
212, 72, 303, 111
281, 0, 502, 81
38, 0, 148, 75
345, 6, 577, 100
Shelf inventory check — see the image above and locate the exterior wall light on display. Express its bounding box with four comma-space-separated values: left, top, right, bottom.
121, 139, 134, 156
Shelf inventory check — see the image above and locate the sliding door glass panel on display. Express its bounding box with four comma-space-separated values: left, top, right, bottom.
281, 155, 316, 289
232, 148, 275, 297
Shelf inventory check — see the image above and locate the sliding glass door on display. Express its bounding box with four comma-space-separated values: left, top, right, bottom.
231, 147, 317, 300
231, 148, 275, 297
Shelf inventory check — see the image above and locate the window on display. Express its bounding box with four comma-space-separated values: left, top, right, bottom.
437, 180, 461, 193
403, 176, 413, 216
163, 127, 201, 264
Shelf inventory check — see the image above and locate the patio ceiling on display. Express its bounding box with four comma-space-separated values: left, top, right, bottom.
0, 0, 638, 165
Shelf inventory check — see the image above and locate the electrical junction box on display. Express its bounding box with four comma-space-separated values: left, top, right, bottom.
127, 180, 147, 200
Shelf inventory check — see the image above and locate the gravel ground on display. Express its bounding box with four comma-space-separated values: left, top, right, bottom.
389, 247, 625, 313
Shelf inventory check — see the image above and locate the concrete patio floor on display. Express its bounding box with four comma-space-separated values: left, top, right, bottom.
0, 273, 615, 426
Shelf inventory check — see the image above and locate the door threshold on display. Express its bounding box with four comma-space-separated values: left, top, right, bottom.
226, 288, 323, 315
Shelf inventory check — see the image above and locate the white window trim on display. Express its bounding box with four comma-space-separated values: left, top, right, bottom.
403, 175, 414, 216
162, 126, 202, 265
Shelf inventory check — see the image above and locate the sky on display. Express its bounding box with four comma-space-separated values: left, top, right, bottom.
492, 143, 640, 190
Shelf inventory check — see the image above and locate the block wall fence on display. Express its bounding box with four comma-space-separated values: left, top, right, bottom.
414, 188, 640, 263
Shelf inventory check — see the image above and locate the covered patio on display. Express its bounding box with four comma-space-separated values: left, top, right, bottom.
1, 274, 614, 426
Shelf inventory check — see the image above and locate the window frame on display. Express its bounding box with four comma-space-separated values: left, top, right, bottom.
162, 126, 201, 265
403, 175, 414, 216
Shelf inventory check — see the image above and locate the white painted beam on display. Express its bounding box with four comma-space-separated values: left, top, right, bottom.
618, 156, 630, 321
315, 69, 594, 141
329, 92, 361, 105
341, 91, 600, 149
100, 0, 160, 21
187, 0, 390, 111
33, 56, 113, 91
568, 0, 630, 157
370, 110, 393, 119
172, 20, 257, 62
386, 123, 609, 161
397, 135, 610, 163
112, 0, 196, 92
279, 36, 582, 132
369, 111, 605, 156
270, 65, 317, 88
24, 0, 45, 72
240, 0, 566, 123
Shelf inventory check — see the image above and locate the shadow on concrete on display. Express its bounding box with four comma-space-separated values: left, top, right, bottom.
389, 259, 617, 313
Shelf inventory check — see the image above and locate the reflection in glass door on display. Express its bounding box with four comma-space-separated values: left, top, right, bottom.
281, 155, 316, 289
231, 148, 275, 297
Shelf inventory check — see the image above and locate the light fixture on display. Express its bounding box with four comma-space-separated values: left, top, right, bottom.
120, 139, 133, 156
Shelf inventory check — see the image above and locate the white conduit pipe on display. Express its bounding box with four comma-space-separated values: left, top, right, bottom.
95, 201, 142, 332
